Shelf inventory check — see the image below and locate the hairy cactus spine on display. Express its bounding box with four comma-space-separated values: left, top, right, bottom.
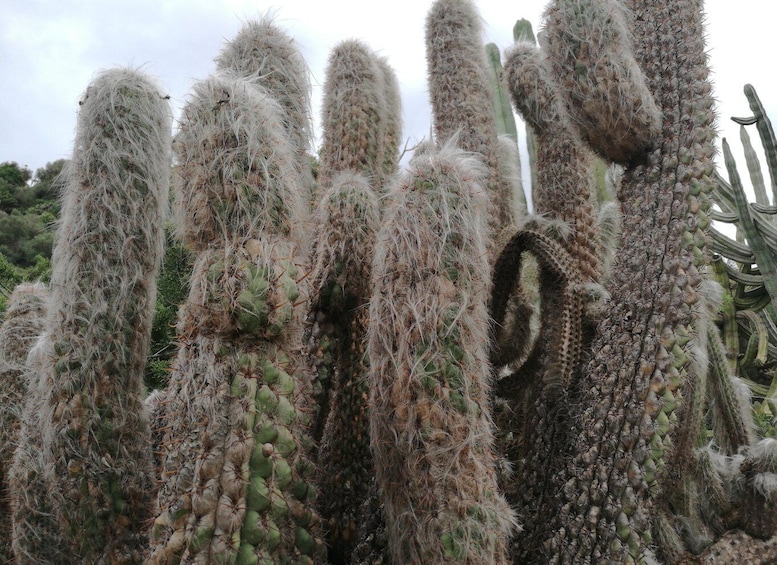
37, 67, 171, 562
0, 283, 48, 562
369, 144, 515, 564
149, 74, 324, 564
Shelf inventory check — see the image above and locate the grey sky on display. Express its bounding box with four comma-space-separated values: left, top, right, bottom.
2, 0, 774, 191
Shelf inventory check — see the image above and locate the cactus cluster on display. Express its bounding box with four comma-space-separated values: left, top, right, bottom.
4, 2, 777, 564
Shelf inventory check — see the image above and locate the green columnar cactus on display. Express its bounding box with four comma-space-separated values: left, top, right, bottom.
425, 0, 514, 237
309, 171, 379, 563
317, 40, 389, 193
484, 42, 527, 218
368, 143, 516, 564
215, 17, 315, 201
541, 0, 661, 165
0, 282, 47, 562
148, 74, 325, 564
485, 43, 519, 142
34, 67, 171, 563
531, 0, 717, 560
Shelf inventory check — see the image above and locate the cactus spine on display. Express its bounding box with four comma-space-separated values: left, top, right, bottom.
368, 144, 516, 564
33, 67, 171, 562
149, 74, 324, 564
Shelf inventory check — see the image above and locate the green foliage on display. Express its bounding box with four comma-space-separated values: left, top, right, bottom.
144, 229, 193, 390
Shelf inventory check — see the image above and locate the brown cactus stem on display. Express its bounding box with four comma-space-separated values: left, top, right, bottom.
542, 0, 717, 562
541, 0, 661, 165
317, 40, 388, 195
307, 171, 380, 563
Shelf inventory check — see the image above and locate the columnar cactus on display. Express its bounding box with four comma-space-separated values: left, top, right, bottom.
375, 56, 402, 187
0, 282, 48, 562
35, 67, 171, 562
368, 143, 516, 564
6, 5, 777, 564
309, 171, 379, 563
317, 39, 390, 193
9, 334, 67, 564
425, 0, 514, 236
149, 73, 325, 564
215, 17, 315, 202
308, 37, 394, 562
522, 0, 718, 560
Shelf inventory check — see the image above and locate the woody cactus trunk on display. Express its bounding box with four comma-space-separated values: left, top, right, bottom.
8, 3, 777, 565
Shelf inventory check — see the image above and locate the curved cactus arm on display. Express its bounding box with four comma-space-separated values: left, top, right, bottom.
737, 310, 770, 368
753, 203, 777, 215
743, 84, 777, 202
709, 225, 756, 264
710, 209, 740, 223
712, 170, 741, 219
723, 138, 777, 312
751, 209, 777, 247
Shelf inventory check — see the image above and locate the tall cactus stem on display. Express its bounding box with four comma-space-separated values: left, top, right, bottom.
425, 0, 513, 236
317, 40, 389, 195
39, 67, 171, 562
149, 73, 324, 564
369, 143, 516, 564
215, 17, 315, 203
1, 283, 48, 562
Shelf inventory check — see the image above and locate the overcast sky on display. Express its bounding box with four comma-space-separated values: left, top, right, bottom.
2, 0, 774, 192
